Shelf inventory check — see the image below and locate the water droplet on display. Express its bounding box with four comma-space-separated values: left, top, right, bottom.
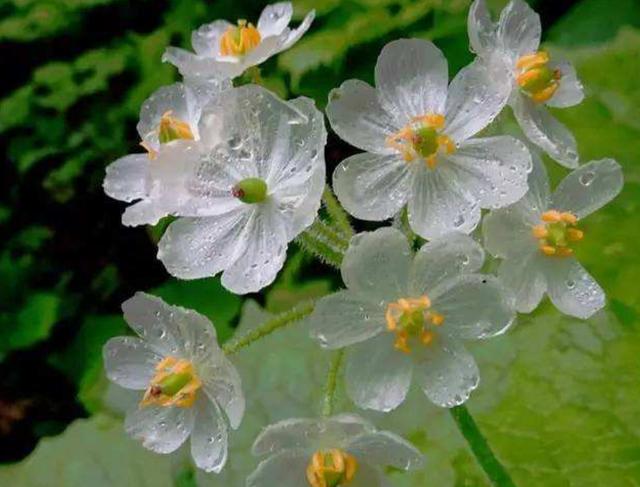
579, 171, 595, 186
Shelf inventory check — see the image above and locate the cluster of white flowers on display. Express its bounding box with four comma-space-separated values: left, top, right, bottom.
102, 0, 623, 483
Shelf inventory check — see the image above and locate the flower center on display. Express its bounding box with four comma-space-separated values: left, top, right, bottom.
232, 177, 268, 204
306, 449, 357, 487
386, 114, 455, 169
515, 51, 562, 103
219, 20, 262, 57
139, 111, 195, 159
385, 296, 444, 354
532, 210, 584, 257
140, 356, 201, 409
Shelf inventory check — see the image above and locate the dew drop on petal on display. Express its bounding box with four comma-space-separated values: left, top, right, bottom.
579, 171, 595, 187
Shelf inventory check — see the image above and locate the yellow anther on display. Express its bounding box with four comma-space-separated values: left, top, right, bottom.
158, 111, 195, 144
567, 228, 584, 241
541, 245, 557, 256
516, 51, 550, 70
140, 356, 201, 409
219, 20, 261, 57
560, 212, 577, 224
541, 210, 562, 223
532, 225, 549, 239
429, 312, 445, 326
306, 449, 357, 487
420, 330, 434, 346
140, 141, 158, 160
385, 296, 442, 354
534, 209, 583, 258
515, 50, 561, 104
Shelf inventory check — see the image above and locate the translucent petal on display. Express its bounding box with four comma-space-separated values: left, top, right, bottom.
498, 250, 547, 313
258, 2, 293, 38
333, 152, 411, 221
414, 335, 479, 408
326, 79, 398, 153
121, 200, 165, 227
280, 10, 315, 50
199, 360, 245, 429
511, 93, 579, 168
444, 60, 510, 142
309, 290, 386, 349
346, 431, 424, 470
497, 0, 541, 58
191, 20, 233, 56
431, 274, 515, 340
190, 396, 228, 473
346, 333, 413, 412
522, 149, 551, 215
409, 233, 485, 297
408, 164, 481, 239
157, 209, 251, 281
252, 415, 375, 456
550, 159, 623, 219
124, 404, 195, 454
340, 227, 412, 303
350, 463, 386, 487
375, 39, 448, 122
221, 202, 289, 295
468, 0, 497, 56
481, 205, 539, 259
443, 136, 531, 209
546, 59, 584, 109
247, 451, 309, 487
285, 161, 325, 240
103, 154, 149, 203
543, 258, 605, 319
103, 337, 161, 390
162, 46, 243, 80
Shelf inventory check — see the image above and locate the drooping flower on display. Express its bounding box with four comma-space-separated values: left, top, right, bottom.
482, 155, 623, 318
468, 0, 585, 167
248, 414, 423, 487
308, 228, 515, 411
163, 2, 315, 80
154, 84, 327, 294
102, 292, 244, 472
326, 39, 531, 239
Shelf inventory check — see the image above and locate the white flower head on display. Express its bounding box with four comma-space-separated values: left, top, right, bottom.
483, 155, 623, 318
155, 84, 327, 294
103, 292, 245, 473
248, 414, 423, 487
468, 0, 585, 167
326, 38, 532, 240
309, 228, 515, 411
163, 2, 315, 80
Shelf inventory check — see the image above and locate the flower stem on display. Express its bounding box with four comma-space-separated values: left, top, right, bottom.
223, 300, 315, 355
449, 405, 517, 487
321, 349, 345, 417
322, 185, 354, 239
295, 229, 344, 268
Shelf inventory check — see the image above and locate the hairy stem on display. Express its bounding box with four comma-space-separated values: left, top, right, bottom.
295, 230, 344, 268
322, 185, 354, 239
322, 349, 345, 417
223, 300, 315, 355
449, 405, 517, 487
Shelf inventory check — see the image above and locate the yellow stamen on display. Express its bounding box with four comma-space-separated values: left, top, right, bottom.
219, 20, 261, 57
385, 296, 443, 354
515, 50, 562, 104
158, 110, 195, 144
534, 210, 583, 258
140, 356, 201, 409
306, 449, 357, 487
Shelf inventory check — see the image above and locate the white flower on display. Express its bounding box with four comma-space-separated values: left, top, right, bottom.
155, 84, 327, 294
482, 155, 623, 318
163, 2, 315, 80
326, 39, 531, 240
102, 292, 244, 473
247, 414, 423, 487
308, 228, 515, 411
468, 0, 585, 167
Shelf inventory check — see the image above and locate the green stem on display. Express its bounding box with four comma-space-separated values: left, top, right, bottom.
223, 301, 315, 355
308, 219, 349, 251
322, 185, 354, 239
322, 349, 345, 417
295, 231, 344, 268
449, 405, 517, 487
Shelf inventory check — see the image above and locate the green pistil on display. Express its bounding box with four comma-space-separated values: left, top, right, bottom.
521, 66, 556, 94
546, 222, 569, 248
399, 310, 425, 336
233, 177, 268, 204
413, 126, 439, 158
158, 372, 192, 396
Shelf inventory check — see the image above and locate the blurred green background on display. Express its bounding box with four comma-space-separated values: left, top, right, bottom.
0, 0, 639, 485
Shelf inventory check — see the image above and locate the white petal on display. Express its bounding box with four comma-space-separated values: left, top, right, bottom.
544, 258, 605, 319
326, 79, 398, 153
125, 404, 195, 454
444, 136, 531, 209
408, 164, 481, 239
546, 59, 584, 108
104, 154, 149, 203
498, 250, 547, 313
346, 431, 424, 471
284, 161, 324, 239
221, 203, 289, 294
341, 227, 412, 303
481, 205, 539, 259
431, 274, 515, 340
468, 0, 498, 56
258, 2, 293, 38
444, 60, 510, 142
280, 10, 315, 50
121, 200, 165, 227
415, 335, 479, 408
522, 149, 551, 214
197, 356, 244, 429
497, 0, 541, 57
162, 47, 243, 80
309, 290, 386, 349
346, 333, 413, 412
191, 20, 233, 56
333, 152, 411, 221
375, 39, 448, 122
351, 463, 386, 487
157, 209, 250, 281
247, 451, 308, 487
190, 396, 228, 473
511, 93, 579, 168
550, 158, 623, 218
103, 337, 161, 390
